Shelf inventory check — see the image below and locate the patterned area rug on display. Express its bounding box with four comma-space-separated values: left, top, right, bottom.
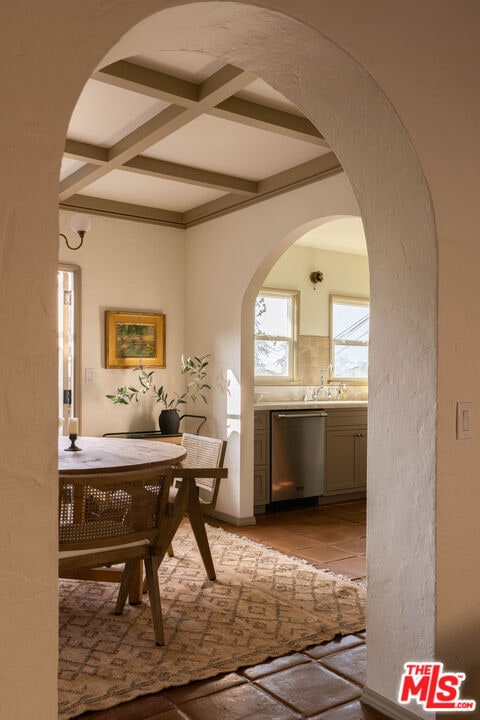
59, 522, 366, 719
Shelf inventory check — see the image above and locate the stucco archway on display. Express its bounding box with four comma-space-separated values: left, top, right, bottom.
0, 2, 437, 718
103, 5, 437, 713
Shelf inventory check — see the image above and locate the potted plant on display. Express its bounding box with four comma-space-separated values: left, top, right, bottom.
106, 354, 211, 434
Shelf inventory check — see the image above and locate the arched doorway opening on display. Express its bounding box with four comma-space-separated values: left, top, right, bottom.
0, 3, 438, 717
64, 2, 438, 711
247, 212, 369, 511
136, 4, 435, 710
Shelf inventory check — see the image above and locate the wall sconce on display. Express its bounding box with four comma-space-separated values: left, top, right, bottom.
309, 270, 324, 289
60, 213, 91, 250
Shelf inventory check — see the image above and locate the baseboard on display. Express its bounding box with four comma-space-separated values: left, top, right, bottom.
206, 509, 257, 526
362, 688, 426, 720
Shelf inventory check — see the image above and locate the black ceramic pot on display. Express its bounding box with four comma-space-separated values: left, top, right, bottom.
159, 408, 180, 435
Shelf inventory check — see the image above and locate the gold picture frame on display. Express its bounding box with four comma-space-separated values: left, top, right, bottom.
105, 311, 166, 368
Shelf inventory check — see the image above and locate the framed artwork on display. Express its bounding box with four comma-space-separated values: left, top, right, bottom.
105, 311, 166, 368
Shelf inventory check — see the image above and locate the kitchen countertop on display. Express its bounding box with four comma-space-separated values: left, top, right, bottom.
254, 400, 367, 411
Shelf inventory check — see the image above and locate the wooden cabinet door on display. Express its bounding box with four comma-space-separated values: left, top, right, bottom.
354, 429, 367, 489
254, 433, 268, 466
254, 468, 269, 504
325, 429, 357, 494
254, 411, 270, 507
325, 427, 367, 495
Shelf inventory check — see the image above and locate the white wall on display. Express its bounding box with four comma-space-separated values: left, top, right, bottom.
185, 173, 362, 522
59, 212, 185, 437
263, 244, 369, 336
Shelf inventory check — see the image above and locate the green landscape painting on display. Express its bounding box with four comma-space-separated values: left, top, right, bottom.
115, 322, 156, 358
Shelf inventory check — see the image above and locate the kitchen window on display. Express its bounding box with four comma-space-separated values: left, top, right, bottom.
330, 295, 369, 382
254, 288, 298, 383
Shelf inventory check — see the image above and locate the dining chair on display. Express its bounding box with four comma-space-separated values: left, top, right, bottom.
168, 433, 228, 580
59, 465, 188, 645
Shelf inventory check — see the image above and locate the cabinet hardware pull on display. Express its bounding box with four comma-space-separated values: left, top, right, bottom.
276, 412, 327, 419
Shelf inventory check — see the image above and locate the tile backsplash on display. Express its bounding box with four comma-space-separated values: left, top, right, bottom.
254, 334, 368, 402
298, 334, 330, 386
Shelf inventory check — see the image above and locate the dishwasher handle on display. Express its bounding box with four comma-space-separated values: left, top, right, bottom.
275, 412, 327, 418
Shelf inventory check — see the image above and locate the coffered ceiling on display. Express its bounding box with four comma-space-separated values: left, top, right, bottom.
60, 51, 343, 229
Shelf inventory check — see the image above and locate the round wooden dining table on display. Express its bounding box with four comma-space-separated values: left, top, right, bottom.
58, 435, 187, 603
58, 434, 186, 474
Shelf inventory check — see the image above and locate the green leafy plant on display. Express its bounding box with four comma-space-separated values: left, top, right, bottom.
106, 354, 211, 410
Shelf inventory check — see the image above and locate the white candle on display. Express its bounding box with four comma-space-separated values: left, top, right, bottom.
68, 417, 78, 435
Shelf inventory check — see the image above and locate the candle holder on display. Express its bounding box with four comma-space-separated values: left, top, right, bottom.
65, 434, 81, 452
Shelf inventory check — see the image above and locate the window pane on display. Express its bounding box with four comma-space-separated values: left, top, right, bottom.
58, 267, 79, 432
255, 295, 291, 337
331, 296, 369, 380
254, 339, 290, 377
333, 343, 368, 378
333, 303, 369, 342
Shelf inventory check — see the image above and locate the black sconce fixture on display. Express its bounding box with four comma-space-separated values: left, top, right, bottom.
60, 213, 91, 250
309, 270, 324, 289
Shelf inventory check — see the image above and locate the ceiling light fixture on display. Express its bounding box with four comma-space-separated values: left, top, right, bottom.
60, 213, 91, 250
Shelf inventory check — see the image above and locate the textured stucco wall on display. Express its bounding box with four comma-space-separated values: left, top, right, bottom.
1, 1, 478, 718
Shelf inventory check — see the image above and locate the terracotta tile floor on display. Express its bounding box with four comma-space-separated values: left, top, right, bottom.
216, 500, 367, 583
78, 500, 384, 720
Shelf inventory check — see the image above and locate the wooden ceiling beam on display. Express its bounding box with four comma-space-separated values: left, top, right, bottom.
93, 60, 198, 106
93, 59, 329, 147
60, 65, 254, 202
64, 139, 108, 165
210, 96, 328, 147
60, 194, 185, 228
59, 153, 343, 230
183, 152, 342, 226
63, 140, 257, 196
123, 156, 258, 196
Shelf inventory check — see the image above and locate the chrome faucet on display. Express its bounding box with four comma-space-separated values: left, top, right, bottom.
312, 366, 334, 400
312, 370, 325, 400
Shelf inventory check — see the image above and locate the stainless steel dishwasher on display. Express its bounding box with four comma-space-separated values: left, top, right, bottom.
271, 410, 327, 502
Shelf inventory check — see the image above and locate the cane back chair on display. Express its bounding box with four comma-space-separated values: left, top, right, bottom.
59, 465, 188, 645
168, 433, 228, 580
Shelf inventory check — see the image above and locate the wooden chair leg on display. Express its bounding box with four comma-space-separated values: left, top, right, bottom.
127, 560, 144, 605
144, 554, 164, 646
187, 497, 216, 581
141, 476, 191, 594
115, 560, 136, 615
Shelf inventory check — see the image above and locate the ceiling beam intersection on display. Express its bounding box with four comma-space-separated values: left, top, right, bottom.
59, 64, 254, 202
92, 59, 328, 145
65, 142, 258, 197
60, 152, 342, 230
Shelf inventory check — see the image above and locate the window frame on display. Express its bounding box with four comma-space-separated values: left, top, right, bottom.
254, 287, 299, 384
58, 264, 81, 432
329, 294, 369, 384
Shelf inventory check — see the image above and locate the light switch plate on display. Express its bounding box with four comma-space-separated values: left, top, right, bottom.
456, 402, 472, 439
